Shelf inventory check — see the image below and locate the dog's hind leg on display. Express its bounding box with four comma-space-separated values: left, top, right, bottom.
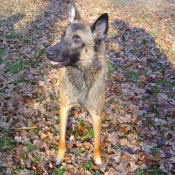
56, 105, 71, 167
89, 110, 102, 165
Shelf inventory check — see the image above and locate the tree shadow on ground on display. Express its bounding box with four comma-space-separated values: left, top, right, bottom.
0, 1, 70, 174
104, 19, 175, 173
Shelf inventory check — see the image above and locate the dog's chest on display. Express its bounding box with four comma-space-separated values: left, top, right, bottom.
67, 66, 99, 92
61, 65, 101, 106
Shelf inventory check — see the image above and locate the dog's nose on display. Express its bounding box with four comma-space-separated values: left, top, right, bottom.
46, 47, 55, 57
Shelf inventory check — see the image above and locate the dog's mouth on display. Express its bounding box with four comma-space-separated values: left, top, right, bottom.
50, 59, 70, 68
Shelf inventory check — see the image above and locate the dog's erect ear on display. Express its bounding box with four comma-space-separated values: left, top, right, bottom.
68, 0, 81, 23
92, 13, 108, 40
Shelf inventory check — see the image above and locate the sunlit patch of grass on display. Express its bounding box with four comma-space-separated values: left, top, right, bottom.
136, 18, 142, 23
76, 150, 85, 156
82, 128, 94, 141
56, 119, 60, 125
20, 153, 27, 160
50, 145, 58, 151
51, 93, 58, 100
119, 103, 126, 110
33, 156, 41, 164
149, 31, 156, 37
92, 173, 101, 175
169, 48, 175, 55
34, 128, 40, 135
107, 61, 118, 71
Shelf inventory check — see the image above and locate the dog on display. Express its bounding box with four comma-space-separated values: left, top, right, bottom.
46, 0, 108, 166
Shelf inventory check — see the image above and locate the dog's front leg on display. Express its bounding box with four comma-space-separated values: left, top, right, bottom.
56, 105, 70, 167
89, 110, 102, 165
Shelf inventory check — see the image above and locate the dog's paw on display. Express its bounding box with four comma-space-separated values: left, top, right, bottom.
94, 157, 102, 165
55, 157, 63, 168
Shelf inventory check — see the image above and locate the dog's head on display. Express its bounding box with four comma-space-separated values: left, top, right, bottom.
46, 0, 108, 68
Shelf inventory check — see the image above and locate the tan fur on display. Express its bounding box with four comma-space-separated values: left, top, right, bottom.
46, 2, 108, 166
56, 31, 107, 165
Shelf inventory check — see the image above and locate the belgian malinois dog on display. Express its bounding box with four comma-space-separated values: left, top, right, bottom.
46, 0, 108, 166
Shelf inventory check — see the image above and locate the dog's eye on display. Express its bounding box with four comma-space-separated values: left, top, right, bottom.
73, 35, 82, 44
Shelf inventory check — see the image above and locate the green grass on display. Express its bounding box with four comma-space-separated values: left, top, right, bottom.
149, 31, 156, 37
83, 159, 93, 171
34, 128, 40, 135
56, 119, 60, 125
151, 106, 159, 117
20, 153, 27, 160
0, 168, 6, 173
152, 85, 160, 95
79, 119, 85, 126
126, 71, 138, 83
15, 76, 26, 86
33, 156, 41, 163
24, 143, 36, 152
5, 34, 16, 39
23, 39, 31, 44
92, 173, 101, 175
120, 103, 126, 110
76, 150, 85, 156
148, 168, 165, 175
50, 145, 58, 151
156, 80, 174, 88
82, 128, 94, 141
130, 49, 137, 55
108, 61, 118, 71
136, 18, 141, 23
141, 39, 147, 45
51, 167, 65, 175
136, 169, 145, 175
169, 48, 175, 55
51, 93, 58, 100
0, 139, 15, 151
151, 147, 159, 156
113, 143, 121, 149
3, 60, 28, 74
0, 48, 5, 54
136, 168, 165, 175
149, 119, 155, 127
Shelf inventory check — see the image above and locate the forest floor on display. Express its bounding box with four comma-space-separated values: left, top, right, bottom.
0, 0, 175, 174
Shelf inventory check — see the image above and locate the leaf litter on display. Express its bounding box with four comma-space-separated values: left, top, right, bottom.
0, 0, 175, 174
